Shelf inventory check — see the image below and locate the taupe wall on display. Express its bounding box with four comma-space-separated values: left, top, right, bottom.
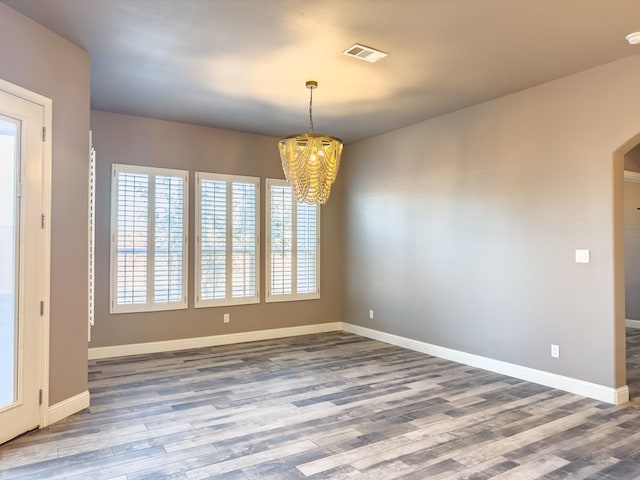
342, 54, 640, 389
89, 110, 343, 347
625, 144, 640, 172
625, 180, 640, 320
0, 4, 90, 404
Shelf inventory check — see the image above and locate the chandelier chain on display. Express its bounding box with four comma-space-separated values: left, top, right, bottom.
309, 87, 314, 134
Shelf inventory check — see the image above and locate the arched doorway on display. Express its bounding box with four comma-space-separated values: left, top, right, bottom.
614, 134, 640, 401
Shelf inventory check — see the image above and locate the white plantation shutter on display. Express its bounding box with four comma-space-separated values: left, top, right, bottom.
154, 175, 185, 303
232, 182, 257, 298
110, 164, 188, 313
199, 179, 227, 301
296, 202, 317, 294
88, 133, 95, 340
116, 171, 148, 306
195, 172, 259, 307
269, 184, 293, 296
266, 179, 320, 302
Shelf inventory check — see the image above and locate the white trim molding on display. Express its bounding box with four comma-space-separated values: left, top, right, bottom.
48, 390, 90, 425
0, 78, 53, 428
87, 321, 629, 405
626, 319, 640, 329
89, 323, 342, 360
342, 323, 629, 405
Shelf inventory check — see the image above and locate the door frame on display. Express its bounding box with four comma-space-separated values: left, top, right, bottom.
0, 77, 52, 428
623, 169, 640, 331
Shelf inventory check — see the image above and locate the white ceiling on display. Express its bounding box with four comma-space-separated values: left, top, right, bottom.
4, 0, 640, 144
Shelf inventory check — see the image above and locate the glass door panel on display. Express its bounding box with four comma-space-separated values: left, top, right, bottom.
0, 116, 19, 410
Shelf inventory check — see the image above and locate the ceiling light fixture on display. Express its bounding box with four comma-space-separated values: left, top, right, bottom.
626, 32, 640, 45
278, 80, 343, 205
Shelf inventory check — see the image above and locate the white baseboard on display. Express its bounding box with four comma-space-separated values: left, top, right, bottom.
342, 323, 629, 405
47, 390, 90, 426
626, 319, 640, 329
88, 322, 342, 360
87, 321, 629, 405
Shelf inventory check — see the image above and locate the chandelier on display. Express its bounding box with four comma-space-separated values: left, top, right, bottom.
278, 80, 343, 204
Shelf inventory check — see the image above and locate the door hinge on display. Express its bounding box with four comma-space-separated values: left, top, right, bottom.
42, 127, 46, 142
39, 389, 43, 405
41, 214, 46, 229
40, 301, 44, 316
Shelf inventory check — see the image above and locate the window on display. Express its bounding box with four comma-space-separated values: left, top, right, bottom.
110, 164, 188, 313
195, 172, 259, 307
266, 179, 320, 302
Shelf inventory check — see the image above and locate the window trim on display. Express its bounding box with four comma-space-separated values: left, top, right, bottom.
265, 178, 320, 303
110, 163, 189, 314
194, 172, 260, 308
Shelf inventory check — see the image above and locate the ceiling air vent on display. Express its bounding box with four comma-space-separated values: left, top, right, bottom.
342, 43, 388, 63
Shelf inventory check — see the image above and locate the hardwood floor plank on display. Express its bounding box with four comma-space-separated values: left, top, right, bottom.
488, 454, 568, 480
442, 456, 519, 480
1, 330, 640, 479
185, 439, 318, 479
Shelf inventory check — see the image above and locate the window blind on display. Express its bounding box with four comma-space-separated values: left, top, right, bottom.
116, 171, 149, 306
200, 178, 227, 301
88, 134, 95, 340
154, 175, 185, 303
196, 172, 259, 307
269, 184, 293, 296
231, 182, 257, 298
266, 179, 320, 302
296, 202, 317, 294
110, 164, 188, 313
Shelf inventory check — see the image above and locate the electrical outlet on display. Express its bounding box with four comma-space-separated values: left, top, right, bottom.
551, 344, 560, 358
224, 313, 230, 323
369, 309, 374, 320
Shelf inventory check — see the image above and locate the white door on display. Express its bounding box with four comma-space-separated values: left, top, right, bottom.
0, 89, 45, 444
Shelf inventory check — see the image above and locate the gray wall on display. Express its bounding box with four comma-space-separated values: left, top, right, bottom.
625, 144, 640, 172
625, 180, 640, 320
342, 54, 640, 389
0, 4, 90, 404
89, 110, 343, 347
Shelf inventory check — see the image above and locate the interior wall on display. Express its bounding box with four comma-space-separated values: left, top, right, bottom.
89, 110, 343, 347
625, 178, 640, 321
342, 54, 640, 390
0, 4, 90, 405
625, 144, 640, 172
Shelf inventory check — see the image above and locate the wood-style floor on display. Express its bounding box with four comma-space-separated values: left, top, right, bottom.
627, 327, 640, 399
2, 330, 640, 480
